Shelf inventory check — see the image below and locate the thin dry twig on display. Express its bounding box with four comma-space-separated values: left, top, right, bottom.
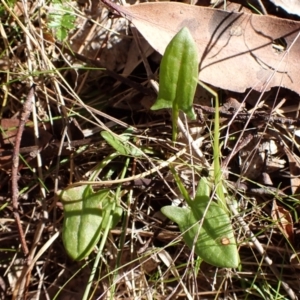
230, 205, 298, 300
11, 84, 35, 256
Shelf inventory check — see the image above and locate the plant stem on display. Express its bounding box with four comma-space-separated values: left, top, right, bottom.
172, 104, 179, 141
198, 81, 226, 209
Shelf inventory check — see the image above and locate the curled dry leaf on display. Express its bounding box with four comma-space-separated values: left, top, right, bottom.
290, 252, 300, 266
103, 0, 300, 94
271, 200, 294, 245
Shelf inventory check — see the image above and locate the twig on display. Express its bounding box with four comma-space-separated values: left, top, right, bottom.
69, 147, 187, 187
101, 0, 127, 17
55, 41, 155, 97
230, 205, 298, 300
195, 104, 300, 125
256, 0, 268, 15
221, 133, 254, 168
11, 85, 35, 256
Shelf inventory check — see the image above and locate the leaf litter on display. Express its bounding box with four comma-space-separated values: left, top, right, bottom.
1, 0, 300, 299
102, 0, 300, 94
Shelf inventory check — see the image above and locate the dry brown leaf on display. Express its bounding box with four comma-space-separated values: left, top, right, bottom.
103, 1, 300, 94
271, 200, 294, 244
122, 36, 154, 77
269, 0, 300, 16
0, 119, 52, 147
0, 119, 20, 145
290, 252, 300, 266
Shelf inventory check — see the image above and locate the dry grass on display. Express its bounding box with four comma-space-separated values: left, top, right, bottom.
0, 0, 299, 299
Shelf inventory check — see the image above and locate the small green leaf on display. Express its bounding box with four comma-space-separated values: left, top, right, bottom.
161, 202, 239, 268
151, 27, 198, 121
101, 130, 143, 157
60, 185, 122, 261
48, 0, 76, 41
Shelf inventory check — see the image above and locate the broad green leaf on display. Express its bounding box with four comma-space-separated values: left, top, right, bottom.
60, 185, 122, 261
169, 172, 238, 267
101, 131, 143, 157
151, 27, 198, 121
161, 202, 239, 268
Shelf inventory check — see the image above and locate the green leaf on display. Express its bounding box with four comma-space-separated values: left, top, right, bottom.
60, 185, 122, 261
195, 177, 211, 201
161, 201, 239, 268
151, 27, 198, 121
101, 130, 143, 157
48, 0, 76, 41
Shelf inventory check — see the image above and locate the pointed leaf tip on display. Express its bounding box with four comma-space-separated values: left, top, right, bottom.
151, 26, 198, 120
161, 202, 239, 268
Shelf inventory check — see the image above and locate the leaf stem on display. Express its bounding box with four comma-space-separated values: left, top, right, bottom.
198, 81, 226, 209
172, 104, 179, 141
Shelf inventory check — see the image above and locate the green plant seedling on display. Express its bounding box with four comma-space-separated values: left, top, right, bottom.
151, 27, 198, 141
60, 185, 122, 261
153, 25, 238, 268
48, 0, 76, 41
161, 177, 239, 268
101, 129, 143, 157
